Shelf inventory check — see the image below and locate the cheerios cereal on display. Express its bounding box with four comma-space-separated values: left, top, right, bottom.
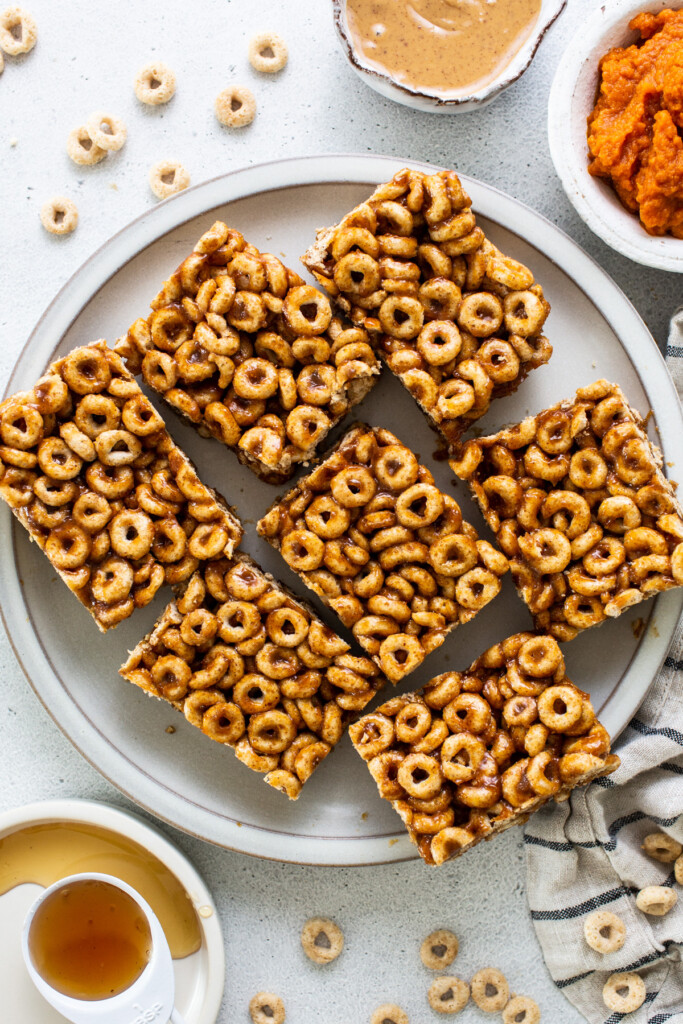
40, 196, 78, 235
86, 112, 127, 152
602, 972, 646, 1013
636, 885, 678, 916
642, 832, 682, 863
502, 995, 541, 1024
214, 85, 256, 127
249, 992, 285, 1024
583, 910, 626, 954
135, 61, 176, 105
66, 125, 107, 166
0, 6, 36, 54
427, 976, 469, 1014
249, 32, 288, 73
370, 1004, 408, 1024
300, 917, 344, 964
148, 160, 190, 200
470, 968, 509, 1012
675, 854, 683, 885
420, 930, 459, 970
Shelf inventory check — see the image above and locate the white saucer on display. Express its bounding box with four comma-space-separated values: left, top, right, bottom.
0, 800, 224, 1024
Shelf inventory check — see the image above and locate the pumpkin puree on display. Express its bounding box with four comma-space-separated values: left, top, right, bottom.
587, 9, 683, 238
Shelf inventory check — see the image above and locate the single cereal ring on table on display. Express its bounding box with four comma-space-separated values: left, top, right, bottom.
470, 967, 509, 1012
149, 160, 190, 200
0, 6, 36, 54
135, 61, 176, 104
66, 125, 107, 166
214, 85, 256, 127
420, 929, 459, 970
87, 112, 127, 152
428, 976, 470, 1014
370, 1005, 408, 1024
602, 972, 646, 1014
40, 196, 78, 236
248, 32, 288, 73
300, 917, 344, 964
249, 993, 285, 1024
583, 910, 626, 954
502, 995, 540, 1024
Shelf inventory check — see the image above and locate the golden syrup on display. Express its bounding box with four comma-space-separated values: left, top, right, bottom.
0, 822, 201, 959
29, 878, 152, 1001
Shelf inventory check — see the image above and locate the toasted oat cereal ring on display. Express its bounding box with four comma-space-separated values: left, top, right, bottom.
135, 61, 176, 104
215, 85, 256, 127
675, 854, 683, 885
86, 112, 127, 152
66, 125, 107, 166
502, 995, 540, 1024
300, 917, 344, 964
249, 991, 285, 1024
149, 160, 190, 200
40, 196, 78, 235
370, 1004, 408, 1024
420, 929, 459, 970
470, 968, 509, 1012
635, 885, 678, 916
249, 32, 288, 73
602, 972, 646, 1014
583, 910, 626, 954
427, 976, 469, 1014
0, 7, 36, 54
642, 832, 683, 863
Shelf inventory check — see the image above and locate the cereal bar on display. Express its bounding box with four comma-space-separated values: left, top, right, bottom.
349, 632, 620, 865
119, 553, 386, 799
450, 380, 683, 640
257, 424, 509, 682
0, 341, 242, 631
302, 167, 552, 445
115, 221, 381, 482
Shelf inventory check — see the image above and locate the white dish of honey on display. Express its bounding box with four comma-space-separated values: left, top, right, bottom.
0, 800, 224, 1024
333, 0, 567, 111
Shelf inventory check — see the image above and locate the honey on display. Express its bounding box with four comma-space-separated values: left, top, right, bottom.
0, 822, 201, 959
28, 879, 152, 1001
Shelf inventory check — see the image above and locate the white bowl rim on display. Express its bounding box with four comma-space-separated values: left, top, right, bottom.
548, 0, 683, 272
333, 0, 567, 107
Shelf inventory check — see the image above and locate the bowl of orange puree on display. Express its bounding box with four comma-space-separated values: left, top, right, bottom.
549, 1, 683, 272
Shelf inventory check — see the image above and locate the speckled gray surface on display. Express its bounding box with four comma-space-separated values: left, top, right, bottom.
0, 2, 679, 1021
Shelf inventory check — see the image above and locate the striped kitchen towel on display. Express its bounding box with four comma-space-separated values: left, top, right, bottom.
526, 310, 683, 1024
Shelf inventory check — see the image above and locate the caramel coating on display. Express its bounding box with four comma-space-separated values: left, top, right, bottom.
120, 554, 386, 797
115, 222, 380, 481
349, 632, 619, 865
302, 168, 551, 445
0, 341, 241, 631
451, 380, 683, 641
258, 424, 508, 682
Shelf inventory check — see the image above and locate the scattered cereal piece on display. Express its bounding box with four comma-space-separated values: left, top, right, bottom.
148, 159, 190, 200
470, 968, 509, 1013
214, 85, 256, 127
86, 112, 127, 152
642, 832, 682, 863
636, 885, 678, 916
134, 60, 176, 105
300, 917, 344, 964
0, 6, 36, 55
420, 930, 459, 970
0, 49, 3, 72
675, 854, 683, 885
66, 125, 107, 166
602, 972, 646, 1014
249, 992, 285, 1024
249, 32, 288, 73
40, 196, 78, 235
370, 1004, 408, 1024
583, 911, 626, 954
502, 995, 541, 1024
427, 976, 469, 1014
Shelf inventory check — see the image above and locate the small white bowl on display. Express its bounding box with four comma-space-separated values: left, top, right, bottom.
548, 0, 683, 272
333, 0, 567, 113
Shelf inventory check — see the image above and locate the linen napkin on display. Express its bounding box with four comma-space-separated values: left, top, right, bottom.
525, 309, 683, 1024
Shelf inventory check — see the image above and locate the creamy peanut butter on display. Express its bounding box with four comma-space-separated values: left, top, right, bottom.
345, 0, 542, 96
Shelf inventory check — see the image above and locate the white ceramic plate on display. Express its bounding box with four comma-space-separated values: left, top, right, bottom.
0, 799, 224, 1024
1, 155, 681, 866
548, 0, 683, 272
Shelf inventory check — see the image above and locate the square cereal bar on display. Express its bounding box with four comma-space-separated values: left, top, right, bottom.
0, 341, 242, 631
119, 552, 387, 799
115, 221, 381, 482
450, 380, 683, 640
349, 631, 620, 865
302, 167, 552, 445
257, 424, 509, 682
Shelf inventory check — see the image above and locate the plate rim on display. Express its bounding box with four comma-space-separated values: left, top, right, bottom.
1, 152, 681, 866
0, 798, 225, 1024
